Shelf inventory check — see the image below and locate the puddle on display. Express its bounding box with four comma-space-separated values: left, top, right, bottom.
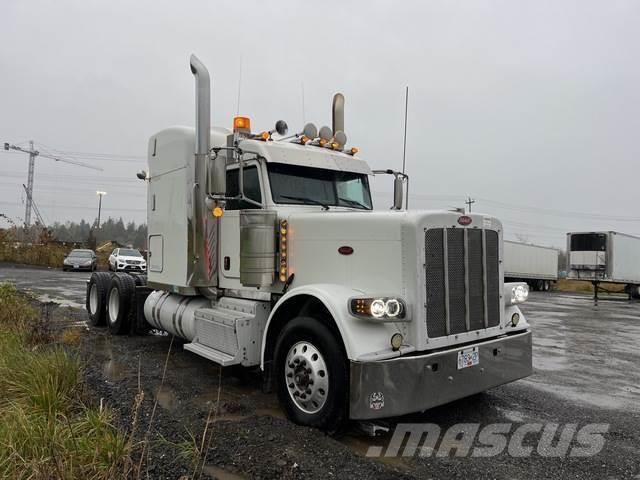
340, 432, 410, 469
156, 385, 180, 411
202, 465, 246, 480
495, 406, 527, 422
102, 357, 128, 382
35, 293, 85, 309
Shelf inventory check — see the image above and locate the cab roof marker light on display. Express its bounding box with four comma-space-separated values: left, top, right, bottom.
233, 116, 251, 133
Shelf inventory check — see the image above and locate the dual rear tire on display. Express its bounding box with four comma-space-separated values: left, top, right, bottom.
87, 272, 146, 335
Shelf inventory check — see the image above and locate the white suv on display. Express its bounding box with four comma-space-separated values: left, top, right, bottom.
108, 248, 147, 272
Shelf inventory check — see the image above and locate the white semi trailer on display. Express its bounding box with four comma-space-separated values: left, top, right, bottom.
85, 55, 532, 431
504, 241, 558, 292
567, 231, 640, 299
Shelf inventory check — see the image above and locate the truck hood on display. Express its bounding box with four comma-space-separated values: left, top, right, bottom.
285, 209, 501, 294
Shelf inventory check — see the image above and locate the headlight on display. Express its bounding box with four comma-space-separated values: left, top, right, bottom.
349, 296, 408, 321
505, 283, 529, 305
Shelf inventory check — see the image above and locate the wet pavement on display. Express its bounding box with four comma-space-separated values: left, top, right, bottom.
3, 263, 640, 478
0, 263, 89, 308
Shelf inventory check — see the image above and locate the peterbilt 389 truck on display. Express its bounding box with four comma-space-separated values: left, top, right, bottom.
85, 54, 532, 431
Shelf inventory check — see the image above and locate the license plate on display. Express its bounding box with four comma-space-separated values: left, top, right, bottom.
457, 347, 479, 370
73, 264, 79, 268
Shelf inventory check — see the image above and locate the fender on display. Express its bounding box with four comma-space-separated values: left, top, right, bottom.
260, 283, 407, 369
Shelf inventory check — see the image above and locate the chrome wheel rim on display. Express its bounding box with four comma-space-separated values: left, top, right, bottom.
89, 284, 98, 314
285, 341, 329, 414
108, 288, 119, 324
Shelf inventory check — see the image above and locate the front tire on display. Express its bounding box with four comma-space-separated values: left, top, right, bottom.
274, 316, 348, 433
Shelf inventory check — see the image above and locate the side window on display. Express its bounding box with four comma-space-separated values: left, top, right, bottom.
225, 166, 262, 210
112, 249, 117, 256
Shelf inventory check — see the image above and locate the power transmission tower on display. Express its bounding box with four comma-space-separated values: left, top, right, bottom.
4, 140, 103, 227
465, 196, 476, 213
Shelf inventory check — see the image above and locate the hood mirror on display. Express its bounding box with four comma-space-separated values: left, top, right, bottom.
275, 120, 288, 136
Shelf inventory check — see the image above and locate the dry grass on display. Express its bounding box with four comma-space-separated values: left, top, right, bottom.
61, 328, 83, 346
555, 279, 627, 294
0, 242, 111, 269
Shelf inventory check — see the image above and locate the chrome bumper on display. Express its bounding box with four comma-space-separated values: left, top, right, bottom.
349, 330, 532, 420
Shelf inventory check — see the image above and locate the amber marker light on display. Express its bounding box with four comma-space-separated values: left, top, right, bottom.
212, 207, 224, 218
233, 116, 251, 132
279, 220, 289, 282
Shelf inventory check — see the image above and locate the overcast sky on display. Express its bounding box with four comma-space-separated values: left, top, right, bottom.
1, 0, 639, 248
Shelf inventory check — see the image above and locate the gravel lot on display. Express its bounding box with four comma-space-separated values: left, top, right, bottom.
2, 262, 639, 479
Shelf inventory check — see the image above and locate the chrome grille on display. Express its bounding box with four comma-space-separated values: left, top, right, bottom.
425, 228, 500, 338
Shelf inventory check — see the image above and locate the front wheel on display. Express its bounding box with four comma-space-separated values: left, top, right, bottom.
274, 316, 348, 433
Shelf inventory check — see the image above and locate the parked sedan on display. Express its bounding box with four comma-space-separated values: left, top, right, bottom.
108, 248, 147, 272
63, 249, 97, 271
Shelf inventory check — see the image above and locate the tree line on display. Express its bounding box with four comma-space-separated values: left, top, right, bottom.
51, 218, 147, 248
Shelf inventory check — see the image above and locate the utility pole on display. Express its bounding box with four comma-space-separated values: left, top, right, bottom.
96, 191, 106, 229
465, 196, 476, 213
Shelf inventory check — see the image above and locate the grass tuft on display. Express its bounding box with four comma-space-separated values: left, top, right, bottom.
0, 282, 133, 479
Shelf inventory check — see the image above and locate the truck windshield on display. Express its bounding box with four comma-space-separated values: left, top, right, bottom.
267, 163, 372, 210
119, 249, 142, 257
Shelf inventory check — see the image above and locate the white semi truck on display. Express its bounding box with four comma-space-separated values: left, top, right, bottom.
567, 231, 640, 299
85, 55, 532, 431
504, 241, 558, 292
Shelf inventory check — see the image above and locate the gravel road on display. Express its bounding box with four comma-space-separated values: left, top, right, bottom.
2, 263, 639, 479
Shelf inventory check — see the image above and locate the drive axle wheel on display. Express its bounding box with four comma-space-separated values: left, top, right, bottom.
106, 273, 135, 335
86, 272, 111, 326
274, 316, 348, 433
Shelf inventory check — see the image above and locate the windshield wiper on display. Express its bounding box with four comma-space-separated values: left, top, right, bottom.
280, 195, 329, 210
338, 197, 368, 209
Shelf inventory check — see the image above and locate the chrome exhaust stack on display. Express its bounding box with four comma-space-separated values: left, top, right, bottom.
190, 54, 210, 158
188, 54, 221, 287
332, 93, 345, 136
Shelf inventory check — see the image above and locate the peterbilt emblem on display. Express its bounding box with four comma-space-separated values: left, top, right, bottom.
369, 392, 385, 410
457, 215, 472, 226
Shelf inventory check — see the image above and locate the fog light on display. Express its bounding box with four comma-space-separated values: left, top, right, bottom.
390, 333, 403, 351
511, 312, 520, 326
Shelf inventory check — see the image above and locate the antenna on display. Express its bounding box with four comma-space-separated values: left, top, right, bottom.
236, 55, 243, 116
402, 86, 409, 175
301, 81, 306, 125
465, 196, 476, 213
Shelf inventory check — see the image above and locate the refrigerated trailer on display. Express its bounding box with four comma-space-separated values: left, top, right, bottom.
84, 54, 533, 432
567, 231, 640, 298
504, 241, 559, 292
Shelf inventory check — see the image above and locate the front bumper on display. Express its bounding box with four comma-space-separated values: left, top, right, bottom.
349, 330, 532, 419
117, 265, 146, 271
64, 264, 93, 270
